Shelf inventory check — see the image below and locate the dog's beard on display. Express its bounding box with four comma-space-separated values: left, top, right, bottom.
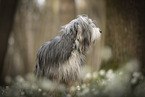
92, 27, 101, 42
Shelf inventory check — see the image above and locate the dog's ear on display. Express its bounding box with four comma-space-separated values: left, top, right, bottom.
73, 22, 83, 42
74, 22, 78, 31
73, 22, 79, 35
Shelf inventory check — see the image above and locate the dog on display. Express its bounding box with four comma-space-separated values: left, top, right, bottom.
34, 15, 102, 83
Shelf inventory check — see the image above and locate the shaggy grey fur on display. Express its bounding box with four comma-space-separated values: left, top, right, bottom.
34, 15, 101, 83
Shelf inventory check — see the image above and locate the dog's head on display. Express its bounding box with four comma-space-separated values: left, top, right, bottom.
62, 15, 102, 53
77, 15, 101, 41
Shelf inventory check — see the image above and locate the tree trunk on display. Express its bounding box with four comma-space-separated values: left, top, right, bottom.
60, 0, 76, 25
0, 0, 18, 85
105, 0, 145, 73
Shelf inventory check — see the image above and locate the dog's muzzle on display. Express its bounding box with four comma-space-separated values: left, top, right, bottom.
92, 27, 102, 42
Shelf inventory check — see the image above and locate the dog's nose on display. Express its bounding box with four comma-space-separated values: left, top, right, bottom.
99, 30, 102, 33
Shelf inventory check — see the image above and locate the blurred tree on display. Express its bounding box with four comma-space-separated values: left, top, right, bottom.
0, 0, 18, 85
105, 0, 145, 73
60, 0, 75, 25
3, 0, 76, 81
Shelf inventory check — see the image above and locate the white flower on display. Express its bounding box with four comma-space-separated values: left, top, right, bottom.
36, 0, 45, 6
131, 78, 137, 84
85, 73, 92, 79
77, 85, 81, 91
38, 88, 42, 92
106, 69, 115, 80
16, 75, 24, 83
133, 72, 141, 78
99, 70, 105, 76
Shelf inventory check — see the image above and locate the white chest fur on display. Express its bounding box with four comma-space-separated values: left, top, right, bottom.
58, 50, 85, 82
